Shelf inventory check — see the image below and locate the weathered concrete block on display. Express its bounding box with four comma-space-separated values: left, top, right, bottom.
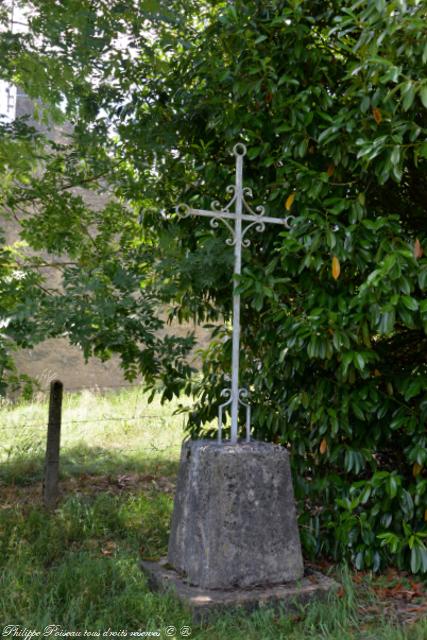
167, 440, 304, 589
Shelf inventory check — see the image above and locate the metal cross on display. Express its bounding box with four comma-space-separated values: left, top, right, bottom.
176, 143, 292, 444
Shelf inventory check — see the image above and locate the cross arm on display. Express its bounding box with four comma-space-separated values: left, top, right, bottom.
182, 206, 289, 226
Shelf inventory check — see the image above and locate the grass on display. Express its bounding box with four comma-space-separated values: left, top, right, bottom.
0, 387, 185, 483
0, 387, 426, 639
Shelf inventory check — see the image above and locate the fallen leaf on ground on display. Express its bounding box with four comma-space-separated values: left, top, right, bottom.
101, 541, 118, 556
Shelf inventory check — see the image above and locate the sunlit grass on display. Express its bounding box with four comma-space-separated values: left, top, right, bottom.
0, 386, 186, 483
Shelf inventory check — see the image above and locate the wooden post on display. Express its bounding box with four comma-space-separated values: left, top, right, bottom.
43, 380, 63, 508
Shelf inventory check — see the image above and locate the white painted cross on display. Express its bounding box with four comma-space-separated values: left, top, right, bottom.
176, 143, 293, 444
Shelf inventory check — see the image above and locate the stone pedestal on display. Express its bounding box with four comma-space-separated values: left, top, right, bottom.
167, 440, 304, 589
141, 439, 340, 620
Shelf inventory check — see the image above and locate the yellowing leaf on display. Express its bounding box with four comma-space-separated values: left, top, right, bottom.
414, 238, 423, 259
332, 256, 341, 280
413, 463, 423, 478
373, 369, 382, 377
373, 107, 382, 124
320, 438, 328, 455
327, 164, 335, 177
285, 192, 296, 210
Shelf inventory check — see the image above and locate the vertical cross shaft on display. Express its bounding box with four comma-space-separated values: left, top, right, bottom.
230, 151, 243, 443
174, 143, 292, 443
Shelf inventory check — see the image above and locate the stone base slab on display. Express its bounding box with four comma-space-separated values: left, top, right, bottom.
141, 558, 340, 622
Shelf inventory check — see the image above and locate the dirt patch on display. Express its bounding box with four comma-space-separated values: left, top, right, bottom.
63, 472, 176, 496
0, 472, 176, 508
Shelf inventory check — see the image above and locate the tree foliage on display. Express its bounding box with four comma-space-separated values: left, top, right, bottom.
0, 2, 196, 396
1, 0, 427, 572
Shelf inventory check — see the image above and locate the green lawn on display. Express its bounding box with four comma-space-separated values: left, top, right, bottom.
0, 387, 426, 639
